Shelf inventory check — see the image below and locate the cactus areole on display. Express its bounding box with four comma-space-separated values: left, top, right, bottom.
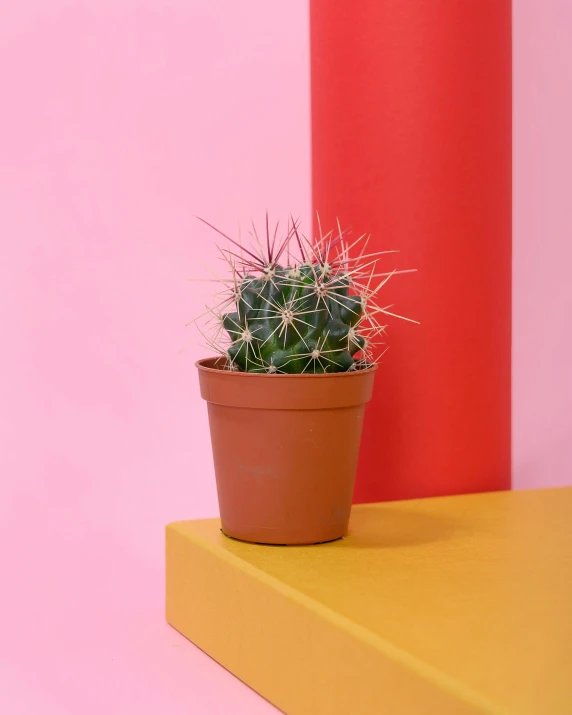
192, 216, 413, 545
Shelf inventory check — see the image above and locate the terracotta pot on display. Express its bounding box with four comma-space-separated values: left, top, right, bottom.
197, 357, 377, 545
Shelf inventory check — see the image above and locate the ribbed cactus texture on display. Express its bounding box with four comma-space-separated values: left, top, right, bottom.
224, 266, 365, 373
194, 216, 413, 374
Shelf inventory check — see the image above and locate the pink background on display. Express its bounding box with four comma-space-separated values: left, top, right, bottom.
1, 1, 570, 713
0, 1, 307, 712
513, 0, 572, 490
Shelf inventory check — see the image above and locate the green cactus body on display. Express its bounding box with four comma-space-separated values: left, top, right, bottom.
193, 214, 405, 373
224, 265, 367, 373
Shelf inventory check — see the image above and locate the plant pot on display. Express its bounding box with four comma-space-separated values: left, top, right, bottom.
196, 357, 377, 545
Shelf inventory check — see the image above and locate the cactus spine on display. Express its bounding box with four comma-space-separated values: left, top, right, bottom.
194, 216, 413, 373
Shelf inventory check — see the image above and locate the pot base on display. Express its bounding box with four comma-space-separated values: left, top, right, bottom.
220, 528, 343, 547
220, 517, 349, 546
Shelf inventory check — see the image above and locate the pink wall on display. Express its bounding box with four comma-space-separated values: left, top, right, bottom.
513, 0, 572, 489
0, 2, 307, 713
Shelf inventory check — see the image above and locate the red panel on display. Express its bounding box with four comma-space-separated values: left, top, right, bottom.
310, 0, 512, 502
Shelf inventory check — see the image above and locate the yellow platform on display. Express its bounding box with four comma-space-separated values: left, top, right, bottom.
166, 488, 572, 714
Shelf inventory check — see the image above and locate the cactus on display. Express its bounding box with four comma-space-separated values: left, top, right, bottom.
193, 215, 415, 373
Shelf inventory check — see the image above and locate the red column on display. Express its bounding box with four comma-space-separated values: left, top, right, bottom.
310, 1, 512, 502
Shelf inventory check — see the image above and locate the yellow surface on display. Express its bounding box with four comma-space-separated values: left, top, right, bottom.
166, 488, 572, 714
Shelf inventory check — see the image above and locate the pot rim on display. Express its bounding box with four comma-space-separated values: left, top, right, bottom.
195, 356, 378, 379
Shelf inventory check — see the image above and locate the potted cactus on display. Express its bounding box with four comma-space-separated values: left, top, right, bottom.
192, 216, 413, 545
